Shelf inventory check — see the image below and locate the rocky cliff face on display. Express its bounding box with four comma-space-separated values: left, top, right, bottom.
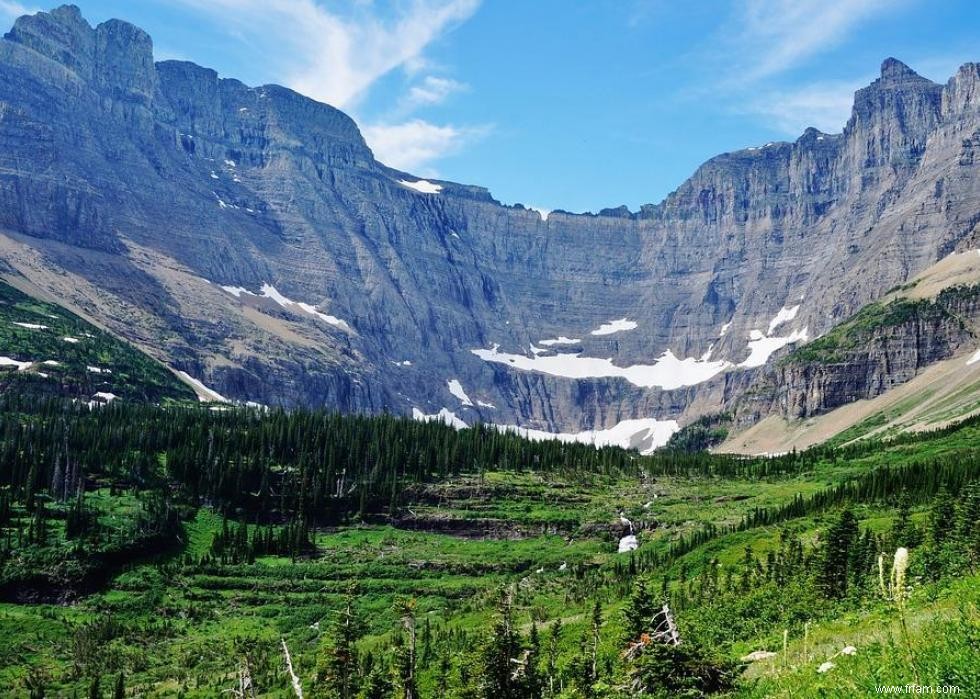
0, 5, 978, 447
736, 285, 980, 423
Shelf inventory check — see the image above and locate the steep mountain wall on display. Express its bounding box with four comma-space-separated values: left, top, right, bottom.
0, 5, 979, 443
738, 284, 980, 423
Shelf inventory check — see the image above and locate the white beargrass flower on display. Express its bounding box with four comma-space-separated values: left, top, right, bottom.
841, 645, 857, 656
891, 547, 909, 607
817, 661, 835, 673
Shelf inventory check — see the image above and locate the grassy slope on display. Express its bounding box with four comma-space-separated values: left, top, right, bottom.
1, 418, 978, 697
0, 279, 195, 403
723, 250, 980, 455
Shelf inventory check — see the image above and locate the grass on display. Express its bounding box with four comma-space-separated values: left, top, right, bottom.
1, 428, 979, 695
0, 280, 194, 403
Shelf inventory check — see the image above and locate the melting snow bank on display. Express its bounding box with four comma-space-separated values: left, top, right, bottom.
591, 318, 638, 336
740, 328, 809, 368
618, 534, 639, 553
411, 410, 676, 454
176, 370, 231, 403
398, 179, 442, 194
0, 356, 32, 371
496, 417, 679, 454
447, 379, 474, 406
412, 407, 468, 430
220, 283, 351, 331
767, 305, 800, 335
968, 349, 980, 366
539, 336, 581, 346
471, 345, 731, 390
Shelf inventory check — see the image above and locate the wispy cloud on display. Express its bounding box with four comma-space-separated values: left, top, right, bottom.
682, 0, 905, 137
0, 1, 35, 22
739, 78, 868, 134
733, 0, 897, 82
174, 0, 480, 108
404, 76, 468, 110
363, 119, 490, 174
171, 0, 483, 174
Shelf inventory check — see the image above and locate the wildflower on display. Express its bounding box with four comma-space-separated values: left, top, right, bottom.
891, 547, 909, 606
840, 645, 857, 656
817, 661, 835, 673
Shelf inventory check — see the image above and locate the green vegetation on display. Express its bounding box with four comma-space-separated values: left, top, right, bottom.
0, 390, 978, 697
781, 283, 980, 365
663, 414, 732, 453
0, 278, 977, 697
0, 280, 194, 403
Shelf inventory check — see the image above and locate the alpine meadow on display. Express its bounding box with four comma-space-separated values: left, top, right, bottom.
0, 3, 978, 698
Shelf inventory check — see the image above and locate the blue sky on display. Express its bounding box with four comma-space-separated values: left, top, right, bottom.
2, 1, 978, 212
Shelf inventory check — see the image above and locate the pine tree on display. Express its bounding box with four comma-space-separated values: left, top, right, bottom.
624, 578, 654, 640
819, 509, 859, 598
477, 591, 528, 699
316, 585, 364, 699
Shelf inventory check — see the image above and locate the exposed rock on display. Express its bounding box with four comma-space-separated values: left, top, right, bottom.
0, 5, 978, 437
739, 285, 980, 422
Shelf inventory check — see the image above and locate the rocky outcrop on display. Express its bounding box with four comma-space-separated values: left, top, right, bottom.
0, 6, 978, 438
738, 285, 980, 422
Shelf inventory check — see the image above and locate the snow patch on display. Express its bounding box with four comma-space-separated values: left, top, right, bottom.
740, 328, 809, 368
539, 336, 581, 346
476, 400, 496, 409
719, 321, 732, 337
0, 356, 32, 371
767, 305, 800, 335
967, 349, 980, 366
412, 407, 468, 430
447, 379, 474, 407
220, 283, 351, 331
92, 392, 118, 402
62, 337, 80, 344
471, 345, 730, 390
531, 207, 551, 221
176, 370, 230, 403
86, 366, 111, 374
13, 322, 47, 330
496, 417, 679, 455
398, 179, 442, 194
591, 318, 638, 336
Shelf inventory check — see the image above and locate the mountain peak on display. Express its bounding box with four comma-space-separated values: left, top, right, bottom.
880, 57, 921, 81
49, 4, 85, 23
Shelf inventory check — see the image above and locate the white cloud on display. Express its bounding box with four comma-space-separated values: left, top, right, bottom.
172, 0, 480, 109
171, 0, 484, 174
735, 0, 896, 81
405, 76, 467, 109
363, 119, 489, 173
0, 1, 34, 21
741, 78, 866, 134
